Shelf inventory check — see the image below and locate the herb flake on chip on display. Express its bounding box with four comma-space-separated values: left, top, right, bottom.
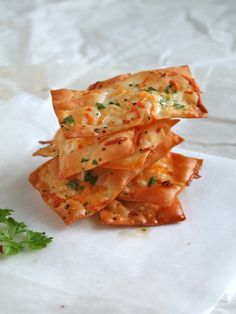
67, 180, 84, 191
147, 176, 158, 187
96, 103, 106, 110
173, 101, 185, 109
92, 159, 98, 165
81, 158, 89, 163
144, 86, 158, 93
63, 115, 75, 125
109, 101, 120, 107
84, 171, 98, 186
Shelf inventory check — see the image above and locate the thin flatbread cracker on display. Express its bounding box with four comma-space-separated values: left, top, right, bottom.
51, 65, 207, 139
100, 198, 185, 226
29, 158, 134, 225
102, 119, 178, 170
58, 128, 135, 179
33, 129, 61, 157
29, 132, 183, 225
143, 132, 184, 170
118, 153, 203, 206
33, 128, 135, 178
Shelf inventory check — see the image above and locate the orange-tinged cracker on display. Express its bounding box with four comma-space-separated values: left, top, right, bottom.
118, 153, 203, 206
33, 128, 135, 178
33, 129, 61, 157
143, 132, 184, 170
102, 119, 178, 170
29, 131, 184, 225
100, 198, 185, 226
58, 128, 135, 179
51, 65, 207, 139
28, 158, 134, 225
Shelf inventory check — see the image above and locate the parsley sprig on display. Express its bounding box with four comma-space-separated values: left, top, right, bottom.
147, 177, 158, 187
0, 208, 52, 256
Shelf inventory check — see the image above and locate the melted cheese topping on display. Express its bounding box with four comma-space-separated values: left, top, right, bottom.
51, 66, 207, 138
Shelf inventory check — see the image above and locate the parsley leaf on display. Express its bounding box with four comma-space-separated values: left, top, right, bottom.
164, 82, 173, 94
0, 209, 14, 222
144, 86, 158, 93
84, 171, 98, 186
147, 177, 158, 187
66, 179, 84, 191
92, 159, 98, 165
96, 103, 106, 110
62, 115, 75, 125
159, 96, 167, 107
25, 231, 53, 250
0, 208, 53, 256
109, 101, 120, 107
81, 158, 89, 163
173, 102, 185, 109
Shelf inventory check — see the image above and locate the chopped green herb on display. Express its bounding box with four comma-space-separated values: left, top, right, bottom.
109, 101, 120, 107
63, 115, 75, 125
0, 208, 52, 256
173, 102, 185, 109
84, 171, 98, 186
92, 159, 98, 165
66, 179, 84, 191
81, 158, 89, 163
144, 86, 158, 93
147, 176, 158, 187
96, 103, 106, 110
159, 96, 167, 107
67, 180, 79, 191
164, 82, 173, 94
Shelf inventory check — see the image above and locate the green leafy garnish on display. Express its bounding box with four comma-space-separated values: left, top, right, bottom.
84, 171, 98, 186
164, 82, 173, 94
144, 86, 158, 93
147, 177, 158, 187
159, 96, 167, 107
109, 101, 120, 107
62, 115, 75, 125
173, 102, 185, 109
92, 159, 99, 165
81, 158, 89, 163
96, 103, 106, 110
67, 180, 84, 191
0, 208, 52, 256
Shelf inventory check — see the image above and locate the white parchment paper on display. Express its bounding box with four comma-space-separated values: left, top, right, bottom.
0, 79, 236, 314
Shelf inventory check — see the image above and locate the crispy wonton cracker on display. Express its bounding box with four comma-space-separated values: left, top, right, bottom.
51, 65, 207, 139
102, 119, 178, 170
29, 158, 134, 224
118, 153, 203, 206
100, 198, 185, 226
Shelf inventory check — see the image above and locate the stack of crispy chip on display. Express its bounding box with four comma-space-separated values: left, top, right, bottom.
29, 65, 208, 226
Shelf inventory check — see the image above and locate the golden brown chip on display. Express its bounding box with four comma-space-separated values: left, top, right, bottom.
100, 198, 185, 226
58, 128, 135, 179
102, 119, 178, 170
33, 129, 61, 157
118, 153, 203, 206
29, 158, 134, 225
29, 131, 184, 225
51, 65, 207, 139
